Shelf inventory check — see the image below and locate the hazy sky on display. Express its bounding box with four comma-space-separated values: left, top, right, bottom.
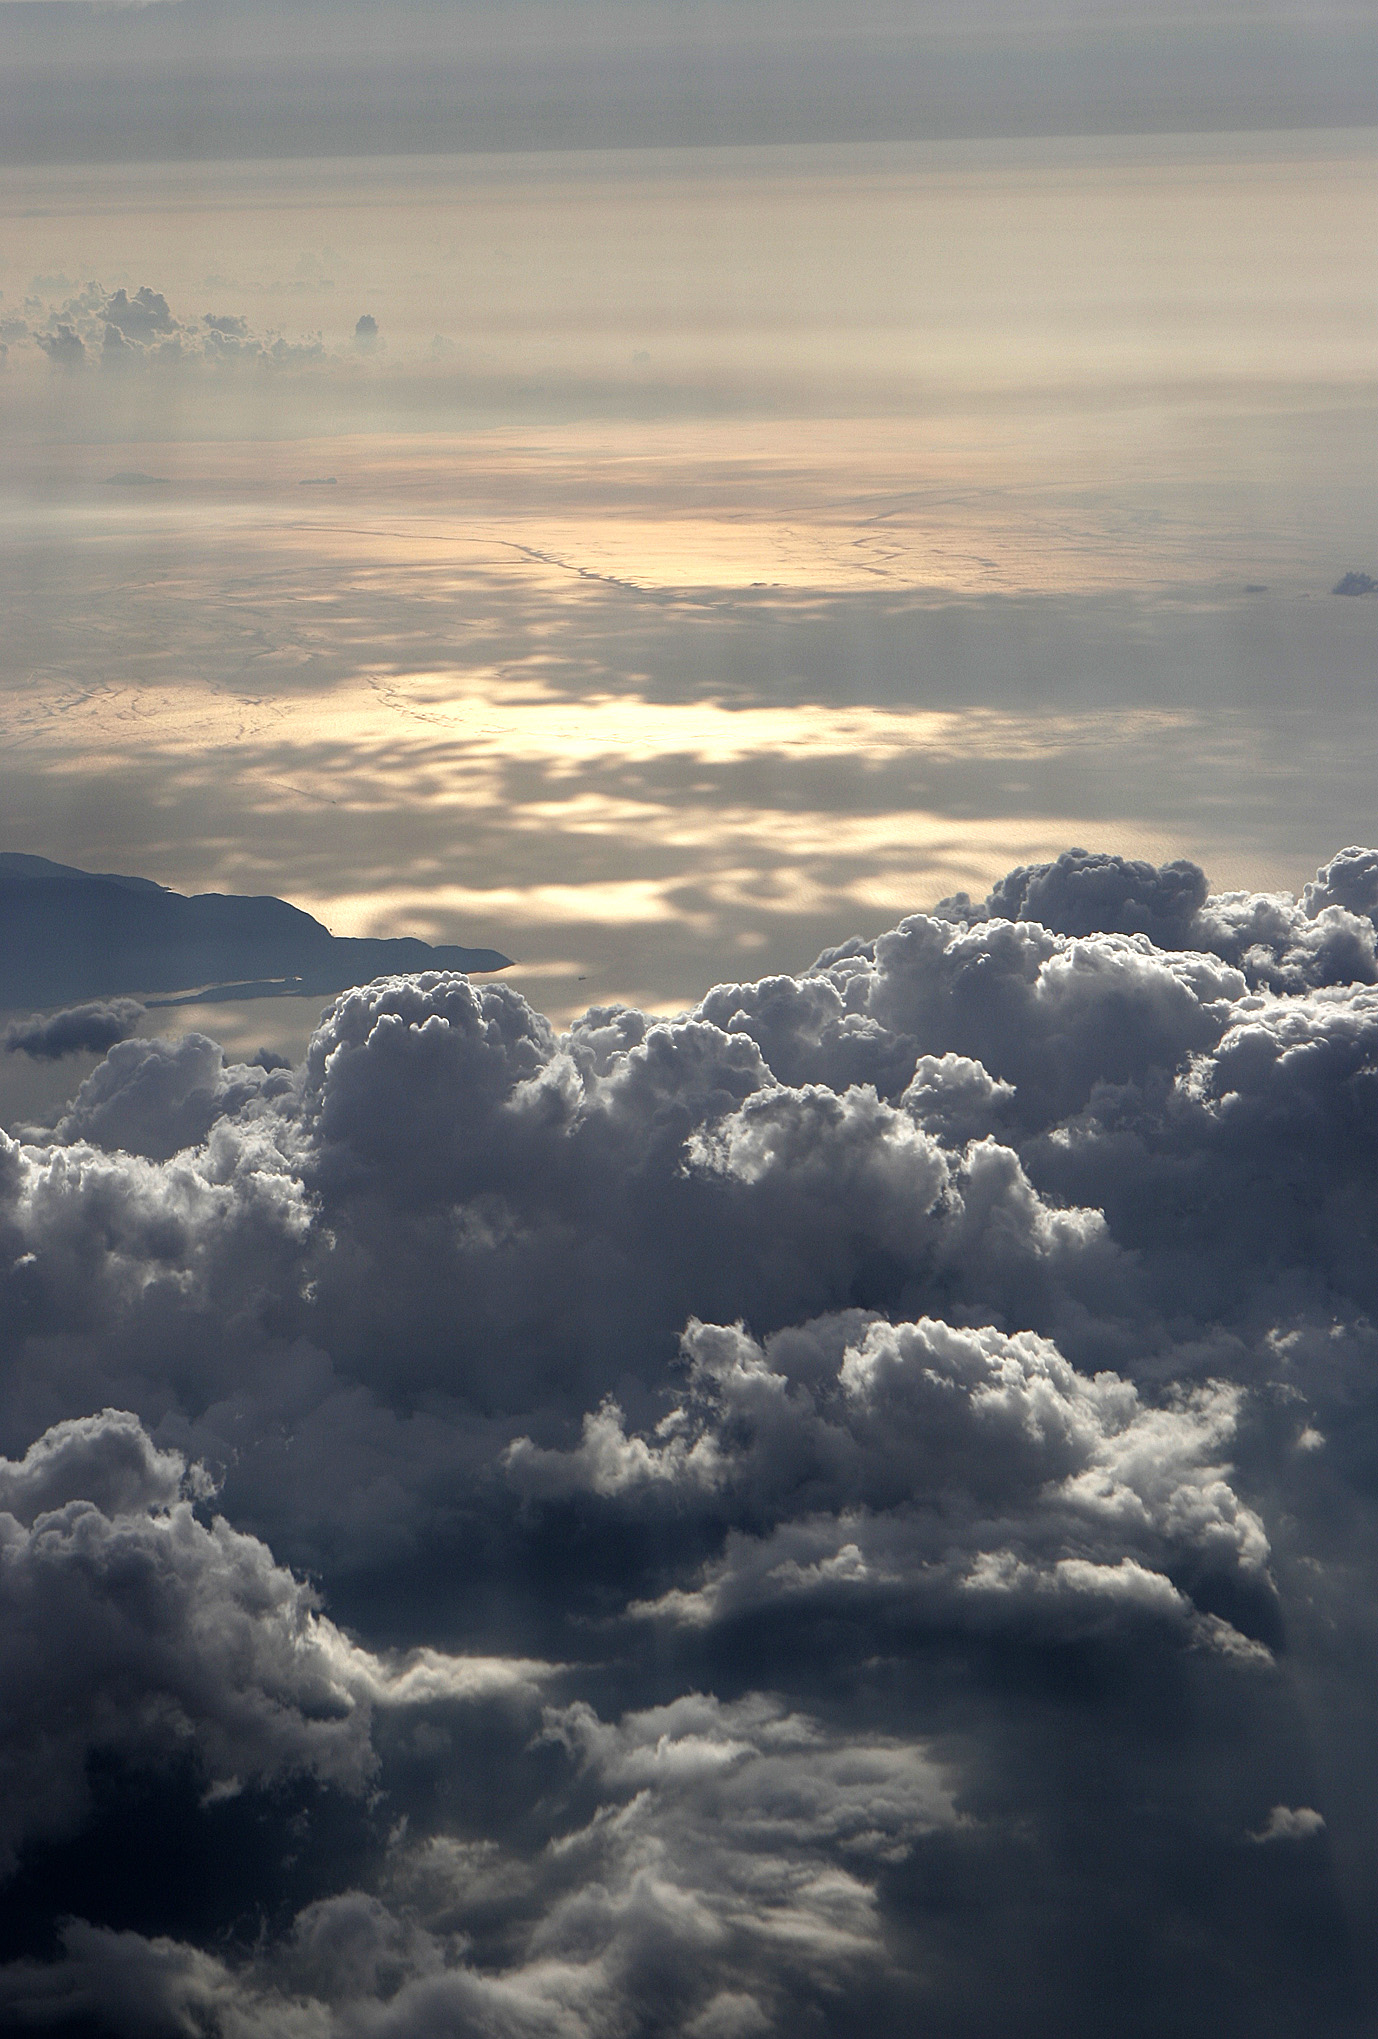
4, 16, 1378, 2039
2, 0, 1376, 159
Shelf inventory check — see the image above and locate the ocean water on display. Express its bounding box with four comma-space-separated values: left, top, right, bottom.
1, 130, 1374, 1034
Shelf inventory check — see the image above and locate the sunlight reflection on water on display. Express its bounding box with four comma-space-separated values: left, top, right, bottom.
0, 134, 1374, 1027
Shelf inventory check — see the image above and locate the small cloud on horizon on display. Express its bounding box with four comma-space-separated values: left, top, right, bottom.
1249, 1806, 1326, 1844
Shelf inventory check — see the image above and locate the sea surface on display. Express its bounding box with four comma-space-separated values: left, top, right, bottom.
1, 129, 1374, 1052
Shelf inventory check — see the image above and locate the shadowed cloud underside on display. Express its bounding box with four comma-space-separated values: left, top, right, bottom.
0, 844, 1372, 2031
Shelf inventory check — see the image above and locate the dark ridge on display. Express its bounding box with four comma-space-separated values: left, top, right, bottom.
0, 855, 511, 1008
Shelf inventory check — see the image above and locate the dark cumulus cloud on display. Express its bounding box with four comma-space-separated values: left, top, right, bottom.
5, 846, 1378, 2033
3, 1000, 144, 1062
937, 845, 1210, 949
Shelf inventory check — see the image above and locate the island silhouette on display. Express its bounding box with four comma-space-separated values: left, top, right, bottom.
0, 855, 510, 1009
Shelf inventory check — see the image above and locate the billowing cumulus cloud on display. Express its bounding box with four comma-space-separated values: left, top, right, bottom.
0, 1410, 552, 1884
938, 845, 1211, 949
20, 281, 333, 381
29, 1031, 293, 1160
32, 324, 86, 371
3, 1002, 145, 1064
506, 1314, 1271, 1659
2, 846, 1378, 2031
940, 844, 1378, 996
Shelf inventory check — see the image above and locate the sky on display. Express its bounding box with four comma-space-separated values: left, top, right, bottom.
2, 5, 1378, 2036
2, 0, 1377, 157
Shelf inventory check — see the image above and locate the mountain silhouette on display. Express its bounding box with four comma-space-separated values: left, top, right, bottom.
0, 855, 511, 1008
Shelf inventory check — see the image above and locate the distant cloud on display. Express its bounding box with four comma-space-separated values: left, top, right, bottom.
21, 280, 340, 378
33, 322, 85, 369
101, 285, 176, 342
3, 999, 144, 1061
1250, 1806, 1326, 1844
1333, 571, 1377, 595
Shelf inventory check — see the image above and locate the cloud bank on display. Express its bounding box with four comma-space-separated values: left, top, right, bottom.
11, 283, 336, 380
1, 846, 1377, 2032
